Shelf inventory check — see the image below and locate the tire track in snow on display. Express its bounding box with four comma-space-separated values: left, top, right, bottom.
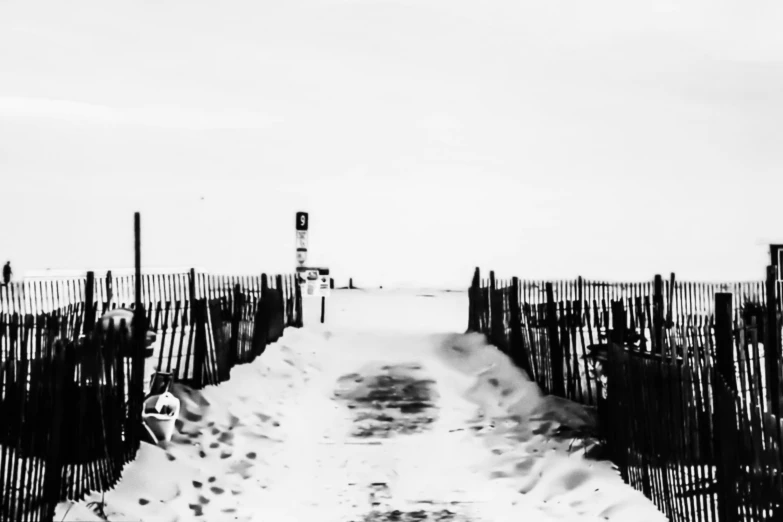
334, 362, 484, 522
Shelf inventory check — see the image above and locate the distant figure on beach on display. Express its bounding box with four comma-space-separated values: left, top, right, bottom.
2, 261, 11, 285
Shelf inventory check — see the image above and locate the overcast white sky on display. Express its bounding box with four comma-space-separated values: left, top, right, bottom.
1, 0, 782, 288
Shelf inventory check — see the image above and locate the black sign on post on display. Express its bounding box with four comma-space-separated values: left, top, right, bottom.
771, 244, 783, 280
296, 212, 309, 231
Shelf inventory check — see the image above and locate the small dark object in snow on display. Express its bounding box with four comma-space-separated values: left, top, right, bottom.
355, 508, 465, 521
337, 366, 438, 438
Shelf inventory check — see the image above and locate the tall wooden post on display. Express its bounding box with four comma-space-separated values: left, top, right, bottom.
133, 213, 145, 346
134, 213, 142, 312
714, 292, 738, 522
130, 212, 145, 445
608, 300, 629, 481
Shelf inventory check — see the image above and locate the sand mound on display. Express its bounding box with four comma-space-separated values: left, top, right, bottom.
54, 328, 319, 522
436, 333, 667, 522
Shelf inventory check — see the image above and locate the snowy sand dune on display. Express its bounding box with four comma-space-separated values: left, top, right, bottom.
54, 289, 665, 521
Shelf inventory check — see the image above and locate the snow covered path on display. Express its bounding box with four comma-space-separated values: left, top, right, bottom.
251, 332, 526, 522
56, 289, 667, 522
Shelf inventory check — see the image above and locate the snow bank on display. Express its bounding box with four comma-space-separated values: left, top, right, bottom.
53, 327, 325, 522
436, 332, 667, 522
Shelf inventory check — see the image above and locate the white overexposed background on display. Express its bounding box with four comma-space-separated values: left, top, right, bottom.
1, 0, 782, 288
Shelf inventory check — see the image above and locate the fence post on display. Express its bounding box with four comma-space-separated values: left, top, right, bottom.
714, 287, 740, 522
577, 276, 584, 327
275, 274, 285, 331
509, 277, 531, 377
132, 213, 146, 409
294, 275, 304, 327
653, 274, 664, 357
715, 293, 736, 392
489, 271, 504, 349
667, 273, 676, 328
84, 271, 96, 335
488, 271, 496, 338
612, 299, 654, 499
715, 376, 739, 522
193, 299, 207, 386
42, 342, 69, 520
607, 300, 629, 482
546, 282, 565, 397
766, 266, 780, 417
230, 283, 242, 365
189, 268, 197, 323
105, 270, 113, 313
468, 267, 480, 332
134, 213, 142, 312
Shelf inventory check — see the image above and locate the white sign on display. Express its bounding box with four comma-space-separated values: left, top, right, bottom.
297, 267, 330, 298
296, 230, 309, 249
296, 249, 307, 266
319, 273, 331, 297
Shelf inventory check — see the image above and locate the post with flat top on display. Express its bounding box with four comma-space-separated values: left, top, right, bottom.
133, 213, 146, 351
134, 213, 142, 312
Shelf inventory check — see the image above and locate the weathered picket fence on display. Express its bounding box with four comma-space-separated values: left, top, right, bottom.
467, 266, 783, 521
0, 269, 303, 522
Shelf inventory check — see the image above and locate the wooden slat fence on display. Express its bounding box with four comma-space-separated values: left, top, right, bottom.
468, 266, 783, 522
0, 313, 145, 522
0, 269, 303, 522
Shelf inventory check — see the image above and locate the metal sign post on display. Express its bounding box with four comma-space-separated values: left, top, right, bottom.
771, 244, 783, 310
296, 266, 330, 323
296, 212, 309, 267
295, 211, 331, 323
772, 244, 783, 281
